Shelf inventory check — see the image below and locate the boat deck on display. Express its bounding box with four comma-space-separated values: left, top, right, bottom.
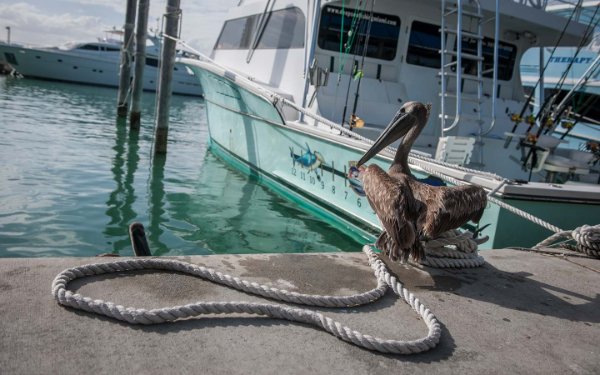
1, 249, 598, 374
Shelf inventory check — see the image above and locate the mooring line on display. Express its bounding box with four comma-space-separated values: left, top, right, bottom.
52, 245, 441, 355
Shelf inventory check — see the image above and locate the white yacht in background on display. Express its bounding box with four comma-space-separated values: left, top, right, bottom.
0, 31, 203, 96
182, 0, 600, 249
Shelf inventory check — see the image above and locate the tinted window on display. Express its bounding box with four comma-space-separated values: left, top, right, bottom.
318, 5, 400, 61
257, 7, 304, 48
459, 37, 517, 81
4, 52, 18, 65
215, 15, 257, 49
146, 57, 159, 67
106, 47, 121, 52
78, 44, 100, 51
214, 7, 304, 50
407, 21, 443, 69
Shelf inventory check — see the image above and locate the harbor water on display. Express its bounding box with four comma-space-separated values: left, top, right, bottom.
0, 76, 361, 257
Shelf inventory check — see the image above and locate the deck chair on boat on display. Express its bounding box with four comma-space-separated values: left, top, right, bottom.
523, 135, 593, 182
434, 136, 475, 166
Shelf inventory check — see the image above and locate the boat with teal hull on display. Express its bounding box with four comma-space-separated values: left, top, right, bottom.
190, 62, 600, 249
182, 0, 600, 251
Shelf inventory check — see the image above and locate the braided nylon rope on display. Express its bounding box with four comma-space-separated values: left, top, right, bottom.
533, 224, 600, 258
52, 245, 441, 354
420, 230, 487, 268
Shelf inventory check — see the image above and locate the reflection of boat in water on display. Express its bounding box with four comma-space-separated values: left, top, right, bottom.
181, 0, 600, 249
0, 31, 202, 96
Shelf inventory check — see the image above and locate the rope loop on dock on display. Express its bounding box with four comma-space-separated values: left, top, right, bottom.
420, 230, 487, 268
51, 245, 441, 354
533, 224, 600, 258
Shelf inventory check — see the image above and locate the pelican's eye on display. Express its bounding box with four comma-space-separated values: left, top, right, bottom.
400, 107, 406, 114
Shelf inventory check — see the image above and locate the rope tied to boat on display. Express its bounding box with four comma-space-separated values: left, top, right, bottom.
533, 224, 600, 258
51, 245, 441, 355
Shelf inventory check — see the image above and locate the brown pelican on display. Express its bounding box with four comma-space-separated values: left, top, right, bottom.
356, 102, 487, 262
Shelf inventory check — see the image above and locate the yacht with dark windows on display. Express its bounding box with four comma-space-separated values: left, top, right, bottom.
180, 0, 600, 249
0, 32, 203, 96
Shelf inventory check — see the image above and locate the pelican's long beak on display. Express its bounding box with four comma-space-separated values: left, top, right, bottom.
356, 112, 414, 167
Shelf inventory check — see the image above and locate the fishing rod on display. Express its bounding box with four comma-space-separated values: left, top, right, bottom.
349, 0, 376, 130
513, 0, 582, 129
559, 94, 600, 140
540, 4, 600, 134
340, 0, 367, 127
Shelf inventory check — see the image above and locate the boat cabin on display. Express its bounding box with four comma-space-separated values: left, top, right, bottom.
210, 0, 597, 182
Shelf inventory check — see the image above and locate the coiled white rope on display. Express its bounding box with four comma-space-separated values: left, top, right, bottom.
52, 245, 441, 354
421, 230, 487, 268
533, 224, 600, 258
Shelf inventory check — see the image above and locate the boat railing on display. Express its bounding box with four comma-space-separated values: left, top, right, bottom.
512, 0, 548, 9
439, 0, 500, 136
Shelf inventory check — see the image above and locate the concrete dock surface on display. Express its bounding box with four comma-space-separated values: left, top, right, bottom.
0, 248, 598, 374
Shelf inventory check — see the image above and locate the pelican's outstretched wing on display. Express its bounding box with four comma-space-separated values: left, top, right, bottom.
362, 165, 424, 261
412, 182, 487, 238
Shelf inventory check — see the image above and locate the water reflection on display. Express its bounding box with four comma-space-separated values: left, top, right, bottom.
0, 75, 362, 257
148, 153, 168, 255
104, 118, 141, 254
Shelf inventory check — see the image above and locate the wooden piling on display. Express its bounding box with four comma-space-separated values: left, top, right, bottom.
116, 0, 137, 118
130, 0, 150, 130
5, 26, 10, 44
154, 0, 181, 154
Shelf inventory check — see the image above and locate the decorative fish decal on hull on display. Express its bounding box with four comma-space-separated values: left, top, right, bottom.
290, 143, 325, 171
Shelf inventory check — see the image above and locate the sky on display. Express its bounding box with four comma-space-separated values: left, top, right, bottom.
0, 0, 239, 55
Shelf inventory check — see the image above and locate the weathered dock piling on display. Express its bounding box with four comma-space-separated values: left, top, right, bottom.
116, 0, 137, 118
5, 26, 10, 44
153, 0, 181, 154
130, 0, 150, 130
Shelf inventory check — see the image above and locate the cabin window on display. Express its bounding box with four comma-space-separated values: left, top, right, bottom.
457, 37, 517, 81
214, 16, 257, 49
4, 52, 18, 65
256, 7, 304, 49
106, 47, 120, 52
317, 5, 400, 61
406, 21, 443, 69
146, 57, 159, 67
214, 7, 305, 50
78, 44, 100, 51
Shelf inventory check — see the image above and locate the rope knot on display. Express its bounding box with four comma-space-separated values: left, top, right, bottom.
534, 224, 600, 258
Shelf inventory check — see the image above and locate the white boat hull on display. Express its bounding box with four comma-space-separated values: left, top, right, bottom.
0, 44, 202, 96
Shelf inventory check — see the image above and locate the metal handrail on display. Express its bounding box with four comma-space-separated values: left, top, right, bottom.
441, 0, 501, 136
479, 0, 500, 136
441, 0, 468, 134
